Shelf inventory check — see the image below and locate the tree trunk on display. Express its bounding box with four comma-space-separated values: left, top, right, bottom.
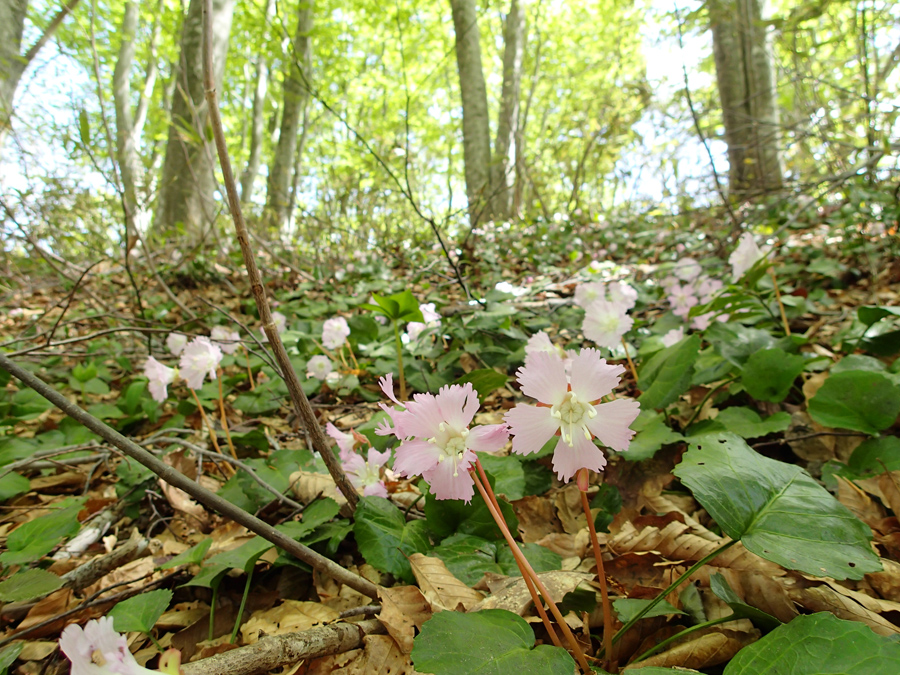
265, 0, 313, 232
710, 0, 784, 197
240, 0, 275, 204
153, 0, 235, 237
492, 0, 525, 221
113, 1, 141, 246
0, 0, 80, 155
449, 0, 492, 226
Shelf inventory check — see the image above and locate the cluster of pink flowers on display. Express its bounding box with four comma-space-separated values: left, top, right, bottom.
575, 281, 637, 348
661, 258, 725, 331
326, 423, 391, 497
505, 348, 640, 481
375, 374, 508, 502
144, 329, 240, 403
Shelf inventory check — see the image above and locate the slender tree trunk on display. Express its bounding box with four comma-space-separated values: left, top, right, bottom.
0, 0, 81, 155
710, 0, 783, 197
240, 0, 275, 203
287, 104, 310, 229
113, 1, 141, 247
153, 0, 235, 237
265, 0, 313, 232
492, 0, 525, 221
449, 0, 492, 226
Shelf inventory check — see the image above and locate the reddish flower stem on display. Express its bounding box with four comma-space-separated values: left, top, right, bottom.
579, 472, 615, 669
472, 465, 591, 674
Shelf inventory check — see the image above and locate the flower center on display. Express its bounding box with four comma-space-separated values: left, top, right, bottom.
550, 391, 597, 446
429, 424, 470, 477
598, 313, 620, 333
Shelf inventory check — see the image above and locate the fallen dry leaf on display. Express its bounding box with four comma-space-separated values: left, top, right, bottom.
866, 559, 900, 602
513, 494, 564, 543
240, 600, 340, 644
378, 586, 432, 654
837, 476, 887, 530
475, 570, 593, 616
305, 634, 419, 674
624, 627, 759, 671
408, 553, 483, 611
789, 584, 900, 636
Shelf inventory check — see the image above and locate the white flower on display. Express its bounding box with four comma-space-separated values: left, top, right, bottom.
661, 327, 685, 347
582, 299, 634, 348
59, 616, 159, 675
272, 311, 287, 334
406, 303, 441, 342
178, 336, 223, 390
419, 303, 441, 324
166, 333, 187, 356
322, 316, 350, 350
210, 326, 240, 355
608, 281, 638, 309
143, 356, 175, 403
729, 233, 766, 282
574, 282, 605, 309
307, 355, 333, 381
673, 257, 702, 281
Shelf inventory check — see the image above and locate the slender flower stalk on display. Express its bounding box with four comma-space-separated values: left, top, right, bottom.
189, 388, 234, 476
217, 371, 238, 459
619, 337, 638, 384
392, 321, 408, 401
578, 469, 614, 670
769, 268, 791, 336
472, 470, 591, 674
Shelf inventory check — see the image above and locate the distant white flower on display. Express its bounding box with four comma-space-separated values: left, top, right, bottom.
322, 316, 350, 350
210, 326, 240, 355
166, 333, 187, 356
307, 355, 333, 381
143, 357, 175, 403
729, 233, 766, 282
179, 336, 223, 390
661, 327, 685, 347
406, 303, 441, 342
673, 258, 702, 281
272, 311, 287, 334
582, 299, 634, 348
609, 281, 637, 309
495, 281, 527, 297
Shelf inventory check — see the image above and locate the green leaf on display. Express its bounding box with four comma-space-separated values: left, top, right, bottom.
277, 498, 341, 540
858, 305, 900, 327
159, 537, 213, 569
10, 389, 52, 420
709, 573, 781, 631
724, 612, 900, 674
710, 407, 791, 439
808, 370, 900, 435
0, 569, 63, 602
0, 644, 24, 675
673, 433, 881, 580
391, 290, 425, 322
590, 483, 622, 533
368, 293, 401, 320
423, 476, 518, 542
109, 589, 172, 633
705, 323, 778, 367
626, 410, 684, 460
0, 499, 84, 566
455, 369, 509, 402
847, 436, 900, 478
181, 563, 228, 589
412, 609, 576, 675
613, 598, 684, 622
638, 335, 701, 410
78, 109, 90, 146
353, 496, 431, 583
87, 403, 124, 419
0, 473, 30, 502
741, 348, 805, 402
206, 536, 273, 574
860, 329, 900, 357
478, 454, 525, 501
431, 534, 561, 586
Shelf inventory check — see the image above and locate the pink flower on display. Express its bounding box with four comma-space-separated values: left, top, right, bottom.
143, 356, 175, 403
407, 303, 442, 341
322, 316, 350, 350
525, 331, 558, 358
673, 257, 701, 281
307, 355, 333, 380
326, 422, 357, 462
59, 616, 159, 675
166, 333, 187, 356
574, 282, 605, 309
505, 349, 640, 482
379, 381, 509, 502
345, 448, 392, 498
582, 299, 634, 348
668, 284, 698, 319
178, 336, 223, 390
210, 326, 240, 355
608, 281, 637, 308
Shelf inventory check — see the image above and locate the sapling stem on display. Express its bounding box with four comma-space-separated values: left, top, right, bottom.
609, 538, 738, 650
208, 583, 219, 641
577, 470, 615, 669
473, 459, 562, 649
392, 321, 407, 400
472, 467, 591, 674
769, 267, 791, 336
620, 338, 638, 384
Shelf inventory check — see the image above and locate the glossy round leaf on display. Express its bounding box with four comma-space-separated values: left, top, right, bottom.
808, 370, 900, 435
741, 348, 805, 402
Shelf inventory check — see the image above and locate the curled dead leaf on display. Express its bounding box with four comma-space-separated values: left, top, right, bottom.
408, 553, 483, 612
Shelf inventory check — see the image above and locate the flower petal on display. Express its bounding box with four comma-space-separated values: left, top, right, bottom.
516, 350, 568, 405
401, 392, 446, 439
586, 398, 641, 452
467, 424, 510, 454
436, 383, 479, 430
505, 404, 559, 456
363, 482, 388, 498
552, 433, 607, 483
393, 439, 441, 477
568, 348, 625, 402
423, 455, 475, 502
379, 373, 402, 405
